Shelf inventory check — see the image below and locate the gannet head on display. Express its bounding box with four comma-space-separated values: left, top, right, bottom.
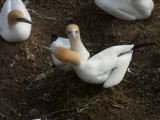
54, 47, 81, 65
8, 10, 33, 27
66, 24, 80, 41
42, 46, 81, 65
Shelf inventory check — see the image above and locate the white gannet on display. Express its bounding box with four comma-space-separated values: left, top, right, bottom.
94, 0, 154, 21
49, 24, 90, 71
43, 45, 133, 88
0, 0, 33, 42
42, 35, 156, 88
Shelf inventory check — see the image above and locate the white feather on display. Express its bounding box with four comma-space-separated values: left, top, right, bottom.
68, 45, 134, 88
94, 0, 154, 21
50, 37, 72, 70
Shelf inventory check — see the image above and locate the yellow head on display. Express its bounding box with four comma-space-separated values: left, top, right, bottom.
54, 47, 81, 65
8, 10, 33, 27
66, 24, 80, 40
41, 46, 81, 65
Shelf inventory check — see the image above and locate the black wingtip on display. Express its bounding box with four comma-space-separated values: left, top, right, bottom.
130, 31, 141, 44
132, 42, 157, 50
50, 33, 58, 44
130, 31, 158, 50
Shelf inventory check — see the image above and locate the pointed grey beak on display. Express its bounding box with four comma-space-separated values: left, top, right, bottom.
68, 31, 76, 39
41, 46, 53, 53
16, 17, 34, 25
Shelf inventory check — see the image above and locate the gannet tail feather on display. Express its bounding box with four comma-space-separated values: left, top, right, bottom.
130, 31, 141, 44
132, 43, 157, 50
129, 31, 157, 50
118, 42, 157, 57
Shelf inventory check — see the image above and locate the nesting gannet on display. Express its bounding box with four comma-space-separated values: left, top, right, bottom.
94, 0, 154, 21
49, 24, 90, 71
42, 36, 155, 88
0, 0, 33, 42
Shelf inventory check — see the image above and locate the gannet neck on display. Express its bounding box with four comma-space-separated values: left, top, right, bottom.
54, 47, 81, 65
69, 36, 84, 50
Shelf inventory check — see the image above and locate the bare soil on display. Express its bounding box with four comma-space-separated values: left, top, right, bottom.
0, 0, 160, 120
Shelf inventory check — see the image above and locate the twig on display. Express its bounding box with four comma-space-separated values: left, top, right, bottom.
27, 67, 57, 89
27, 9, 55, 20
41, 108, 77, 120
84, 90, 108, 108
0, 112, 8, 118
39, 90, 108, 119
155, 16, 160, 19
127, 68, 138, 75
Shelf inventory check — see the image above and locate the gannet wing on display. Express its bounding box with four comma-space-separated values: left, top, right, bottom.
51, 37, 71, 49
89, 45, 134, 61
50, 37, 71, 67
116, 9, 136, 21
103, 51, 133, 88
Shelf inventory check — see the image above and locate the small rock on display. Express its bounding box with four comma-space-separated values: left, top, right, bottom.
25, 48, 35, 60
9, 60, 15, 67
14, 55, 20, 60
29, 108, 40, 118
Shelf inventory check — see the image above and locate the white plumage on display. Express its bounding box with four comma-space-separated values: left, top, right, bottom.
72, 45, 133, 88
0, 0, 33, 42
43, 45, 134, 88
94, 0, 154, 21
43, 31, 155, 88
50, 36, 72, 70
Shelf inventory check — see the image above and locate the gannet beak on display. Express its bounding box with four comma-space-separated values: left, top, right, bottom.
41, 46, 53, 53
16, 18, 34, 25
69, 31, 76, 39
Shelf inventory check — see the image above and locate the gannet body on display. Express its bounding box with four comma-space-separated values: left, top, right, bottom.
43, 32, 156, 88
94, 0, 154, 21
0, 0, 33, 42
44, 45, 133, 88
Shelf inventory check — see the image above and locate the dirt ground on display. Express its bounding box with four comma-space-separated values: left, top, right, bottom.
0, 0, 160, 120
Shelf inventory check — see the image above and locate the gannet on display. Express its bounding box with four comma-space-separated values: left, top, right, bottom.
0, 0, 33, 42
49, 24, 90, 71
42, 37, 155, 88
94, 0, 154, 21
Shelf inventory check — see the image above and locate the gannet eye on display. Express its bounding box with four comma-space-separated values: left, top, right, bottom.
75, 30, 78, 33
68, 31, 72, 34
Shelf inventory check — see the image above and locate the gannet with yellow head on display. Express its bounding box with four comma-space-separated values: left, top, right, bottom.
0, 0, 33, 42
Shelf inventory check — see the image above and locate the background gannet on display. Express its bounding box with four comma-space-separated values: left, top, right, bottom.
94, 0, 154, 21
0, 0, 33, 42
